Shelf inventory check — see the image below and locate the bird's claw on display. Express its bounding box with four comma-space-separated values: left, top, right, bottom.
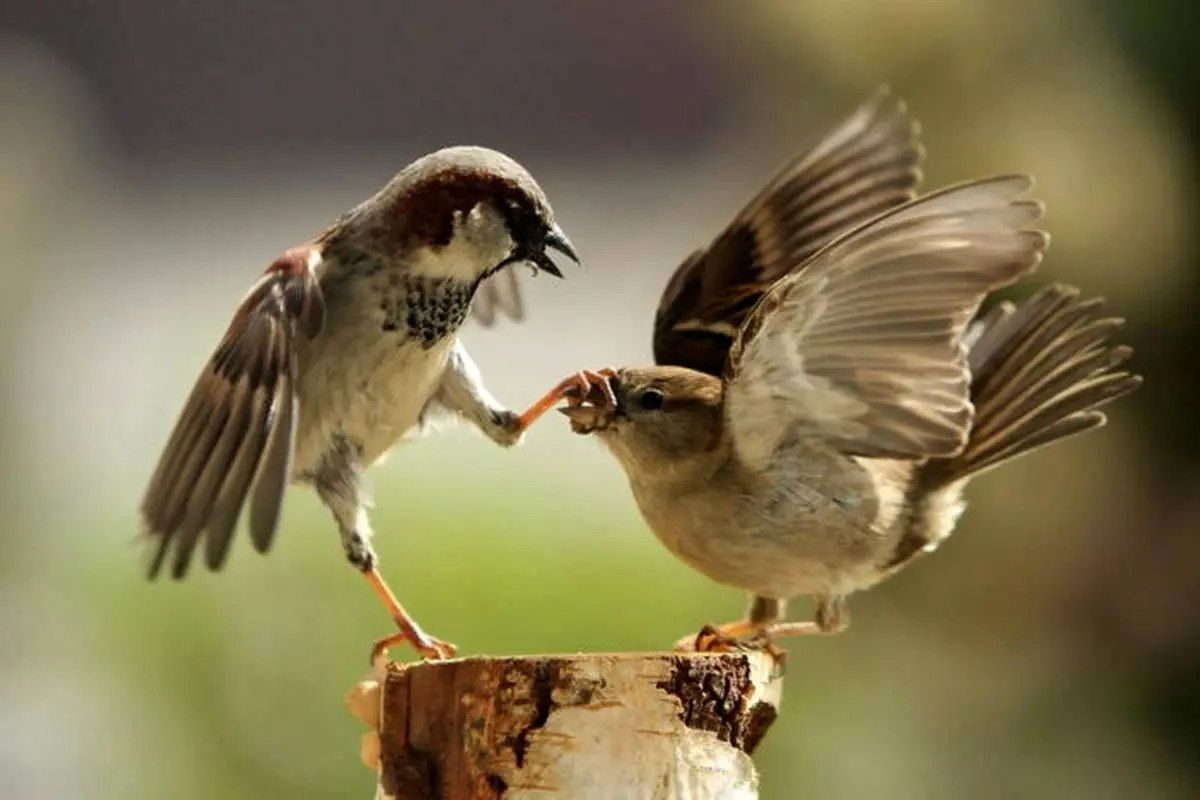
560, 368, 619, 410
674, 623, 748, 653
369, 627, 457, 665
362, 568, 456, 664
673, 622, 789, 674
515, 368, 618, 431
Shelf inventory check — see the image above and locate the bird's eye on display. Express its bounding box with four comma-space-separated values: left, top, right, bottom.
639, 389, 665, 411
499, 198, 537, 243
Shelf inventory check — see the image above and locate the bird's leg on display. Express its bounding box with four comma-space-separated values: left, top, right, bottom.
674, 595, 787, 652
364, 569, 456, 663
313, 434, 455, 663
677, 595, 849, 654
514, 368, 619, 430
433, 340, 526, 447
430, 343, 617, 445
762, 595, 850, 639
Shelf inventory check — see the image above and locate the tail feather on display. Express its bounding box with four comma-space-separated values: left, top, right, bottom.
961, 298, 1016, 353
971, 317, 1128, 441
925, 283, 1142, 487
878, 283, 1140, 576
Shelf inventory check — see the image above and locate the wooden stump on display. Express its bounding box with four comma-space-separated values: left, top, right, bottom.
347, 652, 784, 800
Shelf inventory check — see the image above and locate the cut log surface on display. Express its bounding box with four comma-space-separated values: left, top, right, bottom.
347, 651, 784, 800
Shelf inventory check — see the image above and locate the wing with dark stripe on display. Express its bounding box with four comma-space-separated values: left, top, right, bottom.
653, 87, 924, 376
140, 247, 325, 578
724, 176, 1049, 469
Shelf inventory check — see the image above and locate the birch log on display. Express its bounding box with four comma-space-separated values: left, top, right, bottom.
347, 652, 784, 800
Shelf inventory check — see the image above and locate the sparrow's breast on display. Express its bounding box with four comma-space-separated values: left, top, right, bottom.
291, 257, 479, 473
632, 441, 906, 600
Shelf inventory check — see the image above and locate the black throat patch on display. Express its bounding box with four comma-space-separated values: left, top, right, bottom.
378, 275, 477, 348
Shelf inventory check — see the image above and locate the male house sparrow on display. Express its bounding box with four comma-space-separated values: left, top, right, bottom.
520, 92, 1142, 648
140, 146, 578, 660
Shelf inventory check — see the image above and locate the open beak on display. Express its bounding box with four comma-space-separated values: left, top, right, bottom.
533, 224, 578, 278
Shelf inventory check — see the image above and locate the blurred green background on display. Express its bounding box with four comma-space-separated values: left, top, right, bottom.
1, 1, 1198, 798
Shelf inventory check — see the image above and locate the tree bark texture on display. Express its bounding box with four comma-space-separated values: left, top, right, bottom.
347, 651, 784, 800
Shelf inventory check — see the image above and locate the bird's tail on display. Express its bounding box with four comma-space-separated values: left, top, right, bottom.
924, 282, 1142, 489
877, 283, 1141, 576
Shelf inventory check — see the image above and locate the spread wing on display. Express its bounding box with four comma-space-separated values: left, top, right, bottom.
470, 267, 524, 326
723, 176, 1049, 471
140, 248, 326, 579
653, 87, 924, 377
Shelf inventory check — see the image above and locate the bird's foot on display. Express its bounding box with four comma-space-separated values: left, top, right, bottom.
484, 408, 525, 448
362, 567, 457, 664
674, 621, 779, 654
516, 368, 618, 432
675, 622, 789, 675
370, 624, 457, 665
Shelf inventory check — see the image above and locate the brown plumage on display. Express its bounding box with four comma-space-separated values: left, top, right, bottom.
654, 86, 924, 377
880, 284, 1142, 575
525, 90, 1141, 649
140, 145, 579, 660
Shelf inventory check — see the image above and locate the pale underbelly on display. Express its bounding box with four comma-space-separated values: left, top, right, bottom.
638, 486, 891, 601
659, 527, 884, 601
290, 338, 452, 474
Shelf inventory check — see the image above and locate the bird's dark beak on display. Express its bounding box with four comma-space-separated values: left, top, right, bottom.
534, 224, 578, 278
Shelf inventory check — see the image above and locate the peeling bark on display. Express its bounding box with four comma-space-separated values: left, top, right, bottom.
348, 652, 783, 800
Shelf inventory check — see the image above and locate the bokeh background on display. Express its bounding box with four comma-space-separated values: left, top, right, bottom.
1, 1, 1197, 798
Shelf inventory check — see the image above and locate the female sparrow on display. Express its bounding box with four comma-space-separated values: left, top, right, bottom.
518, 93, 1141, 650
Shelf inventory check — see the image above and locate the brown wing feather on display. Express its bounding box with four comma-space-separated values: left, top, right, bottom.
141, 248, 325, 579
723, 176, 1048, 470
926, 283, 1143, 482
881, 284, 1143, 572
653, 87, 924, 376
248, 365, 298, 555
